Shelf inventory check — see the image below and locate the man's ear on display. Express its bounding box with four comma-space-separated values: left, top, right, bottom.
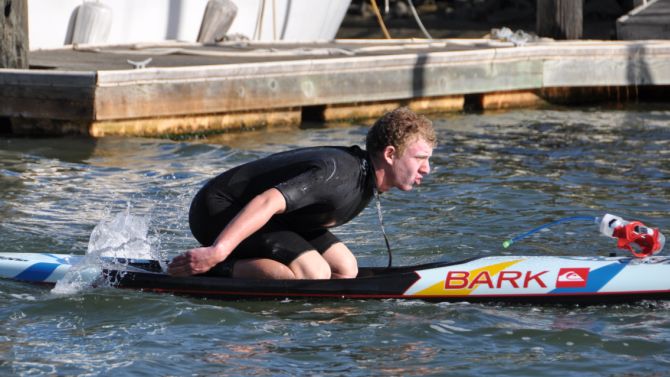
383, 145, 395, 164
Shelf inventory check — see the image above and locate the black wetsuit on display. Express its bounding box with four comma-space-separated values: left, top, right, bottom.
189, 146, 375, 266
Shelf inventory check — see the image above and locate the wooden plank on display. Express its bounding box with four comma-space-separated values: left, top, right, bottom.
542, 44, 670, 87
539, 86, 652, 105
88, 108, 301, 137
93, 49, 544, 120
3, 40, 670, 137
27, 40, 489, 71
10, 119, 90, 135
480, 91, 547, 110
0, 69, 96, 86
0, 70, 96, 119
92, 41, 670, 121
315, 96, 464, 122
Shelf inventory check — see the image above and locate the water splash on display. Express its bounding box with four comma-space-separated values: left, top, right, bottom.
52, 207, 159, 295
87, 207, 154, 259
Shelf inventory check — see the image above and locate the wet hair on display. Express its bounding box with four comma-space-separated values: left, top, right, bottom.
365, 107, 436, 158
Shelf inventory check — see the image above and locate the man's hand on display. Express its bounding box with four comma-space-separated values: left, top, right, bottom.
167, 246, 223, 276
168, 188, 286, 277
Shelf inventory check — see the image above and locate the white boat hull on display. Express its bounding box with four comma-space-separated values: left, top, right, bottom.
28, 0, 351, 50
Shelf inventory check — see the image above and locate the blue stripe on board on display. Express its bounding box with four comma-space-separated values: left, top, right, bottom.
549, 262, 628, 294
13, 262, 61, 282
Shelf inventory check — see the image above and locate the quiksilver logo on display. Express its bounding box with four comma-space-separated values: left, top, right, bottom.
558, 271, 585, 282
555, 268, 590, 288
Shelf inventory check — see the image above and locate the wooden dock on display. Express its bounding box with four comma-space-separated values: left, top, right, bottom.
1, 38, 669, 137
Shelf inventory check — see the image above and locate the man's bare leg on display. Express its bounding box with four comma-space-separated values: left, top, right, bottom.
322, 242, 358, 279
288, 250, 331, 279
232, 250, 332, 279
232, 258, 295, 279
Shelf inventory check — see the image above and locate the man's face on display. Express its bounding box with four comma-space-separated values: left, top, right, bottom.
389, 137, 433, 191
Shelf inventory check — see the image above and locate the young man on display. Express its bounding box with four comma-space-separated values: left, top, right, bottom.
168, 107, 436, 279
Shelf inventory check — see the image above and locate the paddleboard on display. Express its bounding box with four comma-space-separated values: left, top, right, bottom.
2, 252, 670, 304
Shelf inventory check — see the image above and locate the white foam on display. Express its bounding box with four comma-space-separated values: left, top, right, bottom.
87, 208, 153, 259
52, 207, 159, 295
10, 293, 37, 301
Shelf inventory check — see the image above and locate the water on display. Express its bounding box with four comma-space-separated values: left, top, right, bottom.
52, 210, 159, 295
1, 106, 669, 376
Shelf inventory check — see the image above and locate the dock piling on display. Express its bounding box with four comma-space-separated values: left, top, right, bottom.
1, 0, 29, 69
536, 0, 583, 40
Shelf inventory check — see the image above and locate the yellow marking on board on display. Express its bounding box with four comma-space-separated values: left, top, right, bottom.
415, 259, 524, 296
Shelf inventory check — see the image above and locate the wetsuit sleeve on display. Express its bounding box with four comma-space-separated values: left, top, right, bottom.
274, 160, 333, 213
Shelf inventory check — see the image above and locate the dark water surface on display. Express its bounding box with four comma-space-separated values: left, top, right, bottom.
1, 107, 669, 376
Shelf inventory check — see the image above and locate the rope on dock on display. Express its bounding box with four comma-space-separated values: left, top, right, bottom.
369, 0, 392, 39
407, 0, 433, 40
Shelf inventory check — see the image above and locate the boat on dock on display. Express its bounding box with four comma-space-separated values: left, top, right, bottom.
27, 0, 352, 49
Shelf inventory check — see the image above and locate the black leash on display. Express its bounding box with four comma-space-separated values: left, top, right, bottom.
374, 188, 393, 268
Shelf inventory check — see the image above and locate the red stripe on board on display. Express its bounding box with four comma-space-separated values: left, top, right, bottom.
135, 287, 670, 300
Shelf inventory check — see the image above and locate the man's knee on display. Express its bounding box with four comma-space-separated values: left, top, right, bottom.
323, 243, 358, 279
289, 251, 331, 279
333, 262, 358, 279
232, 259, 295, 279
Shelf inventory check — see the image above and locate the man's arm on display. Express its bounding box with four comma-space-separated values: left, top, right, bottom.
167, 188, 286, 276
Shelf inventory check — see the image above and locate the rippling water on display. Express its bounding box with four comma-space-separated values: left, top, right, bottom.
1, 106, 669, 376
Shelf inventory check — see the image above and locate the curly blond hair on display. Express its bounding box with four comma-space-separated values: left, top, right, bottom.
365, 107, 436, 157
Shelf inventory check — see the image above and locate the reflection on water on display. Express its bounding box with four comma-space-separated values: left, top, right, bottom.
0, 106, 669, 376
